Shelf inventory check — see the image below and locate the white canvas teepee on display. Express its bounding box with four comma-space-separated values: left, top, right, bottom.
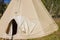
0, 0, 58, 39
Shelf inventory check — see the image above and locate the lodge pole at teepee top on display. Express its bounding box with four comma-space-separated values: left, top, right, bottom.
0, 0, 58, 40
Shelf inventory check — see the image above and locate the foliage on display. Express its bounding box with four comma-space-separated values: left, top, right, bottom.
0, 1, 7, 18
42, 0, 60, 18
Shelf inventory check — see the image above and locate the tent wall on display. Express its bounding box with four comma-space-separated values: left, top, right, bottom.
0, 0, 58, 39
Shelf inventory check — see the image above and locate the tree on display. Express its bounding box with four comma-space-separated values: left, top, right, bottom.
42, 0, 60, 18
0, 0, 7, 18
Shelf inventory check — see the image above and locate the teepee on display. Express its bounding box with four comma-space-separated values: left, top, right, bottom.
0, 0, 58, 39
